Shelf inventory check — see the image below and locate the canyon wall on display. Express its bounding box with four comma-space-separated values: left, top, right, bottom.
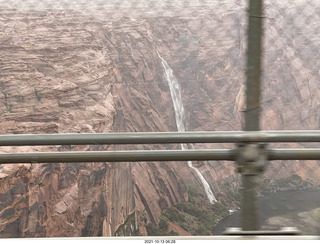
0, 0, 320, 237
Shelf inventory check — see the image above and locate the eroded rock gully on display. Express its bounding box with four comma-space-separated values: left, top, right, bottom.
1, 1, 320, 237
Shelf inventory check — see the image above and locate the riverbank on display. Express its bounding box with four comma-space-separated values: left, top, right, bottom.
212, 189, 320, 235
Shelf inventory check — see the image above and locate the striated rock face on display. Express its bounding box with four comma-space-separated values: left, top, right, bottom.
1, 0, 320, 237
0, 8, 189, 237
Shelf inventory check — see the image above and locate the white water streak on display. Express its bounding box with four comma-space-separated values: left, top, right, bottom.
158, 52, 217, 204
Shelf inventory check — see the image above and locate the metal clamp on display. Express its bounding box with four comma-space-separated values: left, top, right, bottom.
236, 143, 267, 175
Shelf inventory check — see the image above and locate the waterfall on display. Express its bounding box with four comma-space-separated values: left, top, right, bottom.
157, 52, 217, 204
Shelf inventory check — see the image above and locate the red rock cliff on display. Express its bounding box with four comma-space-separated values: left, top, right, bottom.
1, 1, 320, 237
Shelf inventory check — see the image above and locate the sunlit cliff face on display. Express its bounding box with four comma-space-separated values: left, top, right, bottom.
0, 0, 320, 237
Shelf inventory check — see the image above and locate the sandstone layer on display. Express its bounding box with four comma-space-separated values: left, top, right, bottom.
0, 0, 320, 237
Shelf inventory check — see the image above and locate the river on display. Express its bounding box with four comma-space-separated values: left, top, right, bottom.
212, 189, 320, 235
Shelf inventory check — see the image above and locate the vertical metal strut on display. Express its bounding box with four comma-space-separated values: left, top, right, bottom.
245, 0, 263, 132
240, 0, 264, 231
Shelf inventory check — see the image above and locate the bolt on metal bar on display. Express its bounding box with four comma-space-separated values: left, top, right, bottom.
3, 130, 320, 146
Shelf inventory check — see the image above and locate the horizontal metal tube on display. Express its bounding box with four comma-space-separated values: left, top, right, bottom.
268, 149, 320, 160
1, 148, 320, 163
0, 131, 245, 145
2, 131, 320, 146
0, 149, 235, 163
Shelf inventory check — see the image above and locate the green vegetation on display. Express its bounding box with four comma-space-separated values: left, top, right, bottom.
162, 207, 185, 222
132, 229, 143, 236
159, 184, 239, 236
146, 223, 178, 236
173, 199, 229, 235
148, 175, 319, 237
194, 224, 212, 235
259, 174, 314, 193
158, 217, 169, 230
146, 216, 178, 236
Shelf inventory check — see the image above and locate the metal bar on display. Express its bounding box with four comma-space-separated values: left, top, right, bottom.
3, 131, 320, 146
268, 149, 320, 160
0, 149, 235, 163
1, 148, 320, 163
241, 174, 258, 230
244, 0, 263, 131
242, 0, 264, 231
